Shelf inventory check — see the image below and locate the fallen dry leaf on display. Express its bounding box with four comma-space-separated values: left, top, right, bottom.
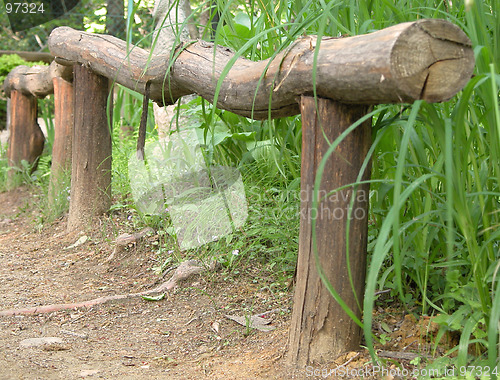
225, 314, 275, 332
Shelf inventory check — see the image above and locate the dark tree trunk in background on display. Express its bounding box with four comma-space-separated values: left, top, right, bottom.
67, 64, 112, 231
106, 0, 126, 39
200, 0, 220, 41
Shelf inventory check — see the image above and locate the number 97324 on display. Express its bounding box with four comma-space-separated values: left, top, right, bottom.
5, 2, 45, 14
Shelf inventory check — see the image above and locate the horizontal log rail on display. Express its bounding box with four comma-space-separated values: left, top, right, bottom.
0, 50, 54, 64
4, 19, 474, 119
3, 61, 72, 98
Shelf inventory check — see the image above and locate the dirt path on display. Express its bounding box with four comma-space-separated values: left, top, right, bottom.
0, 188, 299, 379
0, 188, 438, 379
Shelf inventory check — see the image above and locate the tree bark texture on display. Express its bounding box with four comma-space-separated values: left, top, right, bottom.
67, 65, 112, 231
151, 0, 192, 140
152, 0, 191, 56
48, 77, 73, 206
47, 19, 474, 119
181, 0, 199, 39
287, 97, 371, 366
6, 90, 44, 187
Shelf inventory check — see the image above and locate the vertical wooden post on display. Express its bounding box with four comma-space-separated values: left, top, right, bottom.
6, 97, 11, 131
287, 97, 371, 366
67, 65, 112, 231
6, 90, 45, 188
48, 77, 74, 206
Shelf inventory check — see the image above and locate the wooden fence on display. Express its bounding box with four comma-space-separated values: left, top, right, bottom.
0, 50, 54, 63
2, 19, 474, 366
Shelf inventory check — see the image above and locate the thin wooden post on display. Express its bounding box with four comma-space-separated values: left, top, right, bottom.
67, 64, 112, 231
48, 77, 73, 206
287, 97, 371, 366
6, 90, 45, 188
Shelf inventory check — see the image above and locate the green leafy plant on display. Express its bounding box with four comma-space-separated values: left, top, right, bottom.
0, 54, 46, 86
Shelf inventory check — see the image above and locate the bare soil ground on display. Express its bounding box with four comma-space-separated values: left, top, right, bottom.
0, 188, 443, 379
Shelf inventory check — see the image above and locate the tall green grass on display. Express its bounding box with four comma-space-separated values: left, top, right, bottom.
178, 0, 499, 371
0, 141, 8, 192
293, 0, 499, 372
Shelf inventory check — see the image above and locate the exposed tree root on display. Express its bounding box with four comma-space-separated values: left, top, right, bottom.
378, 350, 431, 361
0, 260, 208, 317
105, 227, 154, 263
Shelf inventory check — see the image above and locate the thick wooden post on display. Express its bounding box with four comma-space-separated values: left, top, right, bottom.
287, 97, 371, 366
67, 65, 112, 231
6, 90, 45, 187
48, 77, 73, 205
